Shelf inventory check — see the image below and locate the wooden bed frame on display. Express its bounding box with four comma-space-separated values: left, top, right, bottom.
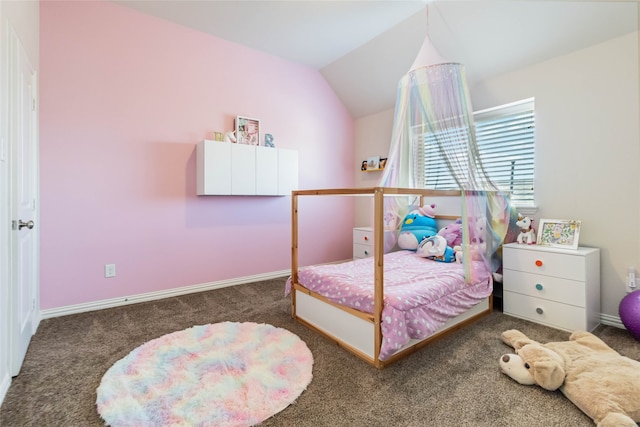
290, 187, 493, 369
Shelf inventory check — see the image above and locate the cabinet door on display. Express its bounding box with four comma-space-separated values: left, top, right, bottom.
197, 140, 231, 195
231, 144, 256, 195
256, 146, 278, 195
278, 148, 298, 196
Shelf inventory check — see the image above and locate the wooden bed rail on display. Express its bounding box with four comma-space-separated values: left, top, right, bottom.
290, 187, 491, 369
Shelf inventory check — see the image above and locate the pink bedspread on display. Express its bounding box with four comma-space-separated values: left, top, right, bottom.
286, 250, 492, 360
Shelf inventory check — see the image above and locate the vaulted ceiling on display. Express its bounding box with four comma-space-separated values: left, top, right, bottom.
114, 1, 638, 118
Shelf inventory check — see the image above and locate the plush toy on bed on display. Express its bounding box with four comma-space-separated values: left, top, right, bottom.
416, 235, 456, 262
453, 217, 487, 263
499, 329, 640, 427
437, 218, 463, 247
397, 204, 438, 251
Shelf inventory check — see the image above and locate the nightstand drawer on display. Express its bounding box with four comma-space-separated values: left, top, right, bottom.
353, 227, 374, 246
503, 291, 587, 331
503, 270, 586, 307
353, 243, 373, 259
503, 246, 586, 281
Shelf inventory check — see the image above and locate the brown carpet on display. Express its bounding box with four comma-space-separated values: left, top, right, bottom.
1, 277, 639, 426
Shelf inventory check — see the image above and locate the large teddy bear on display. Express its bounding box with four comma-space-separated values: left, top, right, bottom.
500, 329, 640, 427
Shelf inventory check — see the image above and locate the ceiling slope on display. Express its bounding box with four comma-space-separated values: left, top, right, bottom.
113, 1, 638, 118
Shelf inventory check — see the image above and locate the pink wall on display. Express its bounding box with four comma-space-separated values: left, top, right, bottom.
39, 1, 355, 309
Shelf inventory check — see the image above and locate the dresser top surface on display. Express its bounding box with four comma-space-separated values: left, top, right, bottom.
503, 242, 599, 256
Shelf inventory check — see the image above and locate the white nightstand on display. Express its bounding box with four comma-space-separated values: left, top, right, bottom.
502, 242, 600, 331
353, 227, 374, 259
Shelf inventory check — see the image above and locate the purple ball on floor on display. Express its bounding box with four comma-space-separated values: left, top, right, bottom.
619, 290, 640, 341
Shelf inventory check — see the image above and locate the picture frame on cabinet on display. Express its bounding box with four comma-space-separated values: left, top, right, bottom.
235, 116, 260, 145
536, 218, 581, 249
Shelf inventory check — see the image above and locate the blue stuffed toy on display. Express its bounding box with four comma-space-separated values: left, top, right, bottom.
416, 235, 457, 263
397, 204, 438, 251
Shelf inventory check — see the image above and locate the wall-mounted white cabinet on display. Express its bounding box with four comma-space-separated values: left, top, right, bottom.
196, 140, 298, 196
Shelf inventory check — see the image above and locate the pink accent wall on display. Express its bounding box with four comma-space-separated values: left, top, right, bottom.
39, 1, 355, 309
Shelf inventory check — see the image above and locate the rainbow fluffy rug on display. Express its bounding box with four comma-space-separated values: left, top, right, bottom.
96, 322, 313, 426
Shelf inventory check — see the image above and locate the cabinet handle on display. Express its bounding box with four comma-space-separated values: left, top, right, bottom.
364, 250, 369, 255
535, 283, 543, 291
535, 260, 543, 267
536, 307, 544, 315
364, 236, 369, 241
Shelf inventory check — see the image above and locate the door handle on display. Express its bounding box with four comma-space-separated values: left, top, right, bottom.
17, 220, 34, 230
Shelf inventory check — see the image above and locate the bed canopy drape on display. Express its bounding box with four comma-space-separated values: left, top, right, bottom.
378, 21, 515, 279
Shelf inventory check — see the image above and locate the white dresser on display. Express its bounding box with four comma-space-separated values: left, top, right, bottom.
353, 227, 374, 259
502, 242, 600, 331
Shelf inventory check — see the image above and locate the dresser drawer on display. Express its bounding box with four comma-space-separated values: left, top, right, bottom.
353, 227, 374, 247
503, 246, 586, 281
503, 269, 586, 307
353, 243, 373, 259
503, 291, 587, 331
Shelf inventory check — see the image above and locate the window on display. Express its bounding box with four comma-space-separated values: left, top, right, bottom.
421, 98, 535, 207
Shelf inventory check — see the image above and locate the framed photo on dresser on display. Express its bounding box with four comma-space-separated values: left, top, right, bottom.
537, 219, 581, 250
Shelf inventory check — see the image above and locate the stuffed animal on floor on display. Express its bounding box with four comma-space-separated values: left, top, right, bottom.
499, 329, 640, 427
516, 213, 536, 244
416, 235, 456, 262
397, 204, 438, 251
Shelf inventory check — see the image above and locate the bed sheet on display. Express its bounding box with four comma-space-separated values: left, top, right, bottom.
286, 250, 492, 360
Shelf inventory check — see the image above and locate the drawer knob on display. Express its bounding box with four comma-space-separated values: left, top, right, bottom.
536, 307, 544, 315
535, 260, 543, 267
364, 250, 369, 255
535, 283, 543, 291
364, 236, 369, 241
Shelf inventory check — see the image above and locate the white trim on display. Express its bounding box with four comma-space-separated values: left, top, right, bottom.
599, 313, 625, 329
0, 372, 9, 410
474, 97, 535, 119
40, 270, 291, 319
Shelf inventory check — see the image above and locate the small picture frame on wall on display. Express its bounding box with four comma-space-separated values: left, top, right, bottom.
536, 219, 581, 250
235, 116, 260, 145
367, 156, 381, 170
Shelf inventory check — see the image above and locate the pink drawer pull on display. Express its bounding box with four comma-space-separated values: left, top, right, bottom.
535, 260, 543, 267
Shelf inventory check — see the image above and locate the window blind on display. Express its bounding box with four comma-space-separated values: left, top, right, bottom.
422, 98, 535, 207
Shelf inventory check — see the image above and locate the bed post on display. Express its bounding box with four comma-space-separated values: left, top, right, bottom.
291, 191, 299, 319
373, 187, 385, 368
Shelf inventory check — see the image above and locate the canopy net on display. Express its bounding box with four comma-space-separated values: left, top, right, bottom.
378, 60, 517, 282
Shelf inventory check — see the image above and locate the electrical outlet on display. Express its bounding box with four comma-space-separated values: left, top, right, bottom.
627, 267, 636, 293
105, 264, 116, 278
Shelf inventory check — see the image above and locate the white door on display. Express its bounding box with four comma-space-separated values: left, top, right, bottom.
9, 27, 38, 377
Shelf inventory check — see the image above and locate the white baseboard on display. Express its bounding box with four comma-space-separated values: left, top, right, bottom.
40, 269, 291, 319
600, 313, 625, 329
0, 373, 10, 410
37, 270, 631, 327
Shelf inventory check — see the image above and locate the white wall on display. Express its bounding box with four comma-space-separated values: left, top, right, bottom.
471, 31, 639, 318
354, 30, 640, 321
353, 109, 395, 226
0, 0, 39, 408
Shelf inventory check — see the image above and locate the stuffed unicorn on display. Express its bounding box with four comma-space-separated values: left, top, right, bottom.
416, 235, 456, 263
516, 213, 536, 245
